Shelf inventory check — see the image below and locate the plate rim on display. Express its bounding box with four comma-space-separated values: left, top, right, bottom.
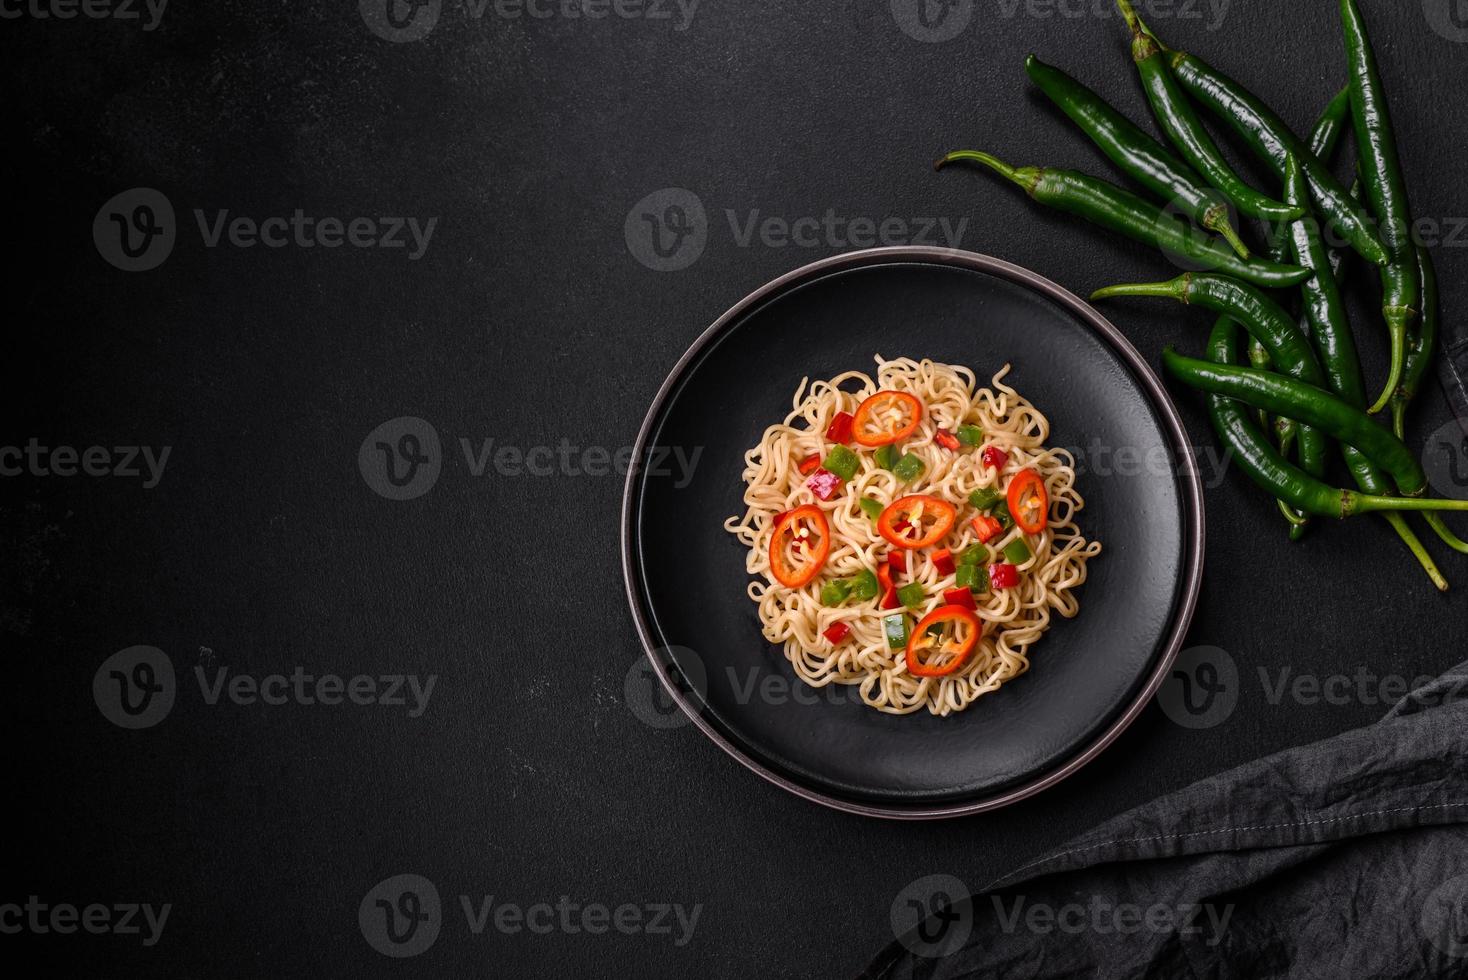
620, 245, 1206, 820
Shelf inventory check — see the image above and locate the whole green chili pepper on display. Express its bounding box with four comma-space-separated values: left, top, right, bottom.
1202, 319, 1446, 589
1115, 0, 1301, 222
935, 151, 1310, 288
1160, 47, 1390, 268
1163, 348, 1468, 520
1092, 271, 1328, 481
1341, 0, 1421, 414
1392, 245, 1440, 439
1161, 350, 1432, 497
1024, 54, 1251, 258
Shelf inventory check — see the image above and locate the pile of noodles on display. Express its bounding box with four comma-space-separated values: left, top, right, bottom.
723, 356, 1101, 717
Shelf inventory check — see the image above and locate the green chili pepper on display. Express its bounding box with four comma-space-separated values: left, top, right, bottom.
858, 497, 885, 522
956, 424, 984, 446
1162, 349, 1444, 499
1115, 0, 1300, 223
957, 547, 986, 567
1157, 43, 1390, 268
1024, 54, 1250, 258
935, 151, 1310, 289
1003, 538, 1033, 564
897, 583, 926, 609
874, 444, 900, 471
822, 445, 859, 481
850, 568, 880, 601
1201, 318, 1446, 589
820, 580, 853, 607
1093, 271, 1329, 485
1309, 86, 1352, 164
955, 564, 986, 591
1392, 245, 1440, 439
883, 614, 910, 650
1165, 349, 1468, 521
892, 453, 926, 483
967, 487, 1003, 511
1341, 0, 1421, 414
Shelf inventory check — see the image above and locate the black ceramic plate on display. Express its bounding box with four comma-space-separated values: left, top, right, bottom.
622, 247, 1204, 819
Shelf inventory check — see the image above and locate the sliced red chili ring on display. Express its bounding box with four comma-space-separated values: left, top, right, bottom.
769, 505, 830, 589
935, 430, 960, 451
825, 411, 855, 445
852, 391, 923, 447
905, 607, 982, 677
1006, 468, 1049, 534
797, 452, 822, 476
877, 495, 957, 550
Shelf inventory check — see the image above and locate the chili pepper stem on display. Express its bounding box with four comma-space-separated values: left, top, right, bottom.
1366, 315, 1409, 414
1349, 494, 1468, 517
1390, 396, 1408, 440
1422, 513, 1468, 555
1277, 499, 1309, 527
1385, 514, 1450, 591
1091, 278, 1190, 303
1204, 207, 1251, 259
935, 151, 1041, 196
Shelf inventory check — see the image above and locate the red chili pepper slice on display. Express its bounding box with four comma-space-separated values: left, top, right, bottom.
905, 607, 982, 677
769, 506, 830, 588
932, 549, 955, 575
1006, 468, 1049, 534
805, 469, 843, 500
822, 622, 851, 644
877, 495, 957, 550
877, 563, 900, 609
852, 391, 923, 447
970, 514, 1003, 544
989, 563, 1019, 590
888, 550, 907, 574
797, 452, 821, 476
825, 411, 855, 445
981, 445, 1009, 471
942, 587, 976, 610
935, 430, 960, 451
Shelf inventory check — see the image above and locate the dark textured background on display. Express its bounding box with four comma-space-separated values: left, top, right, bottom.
4, 1, 1468, 976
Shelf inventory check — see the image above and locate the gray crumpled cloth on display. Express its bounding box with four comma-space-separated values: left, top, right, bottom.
862, 661, 1468, 979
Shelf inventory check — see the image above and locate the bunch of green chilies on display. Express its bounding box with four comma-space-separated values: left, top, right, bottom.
935, 0, 1468, 590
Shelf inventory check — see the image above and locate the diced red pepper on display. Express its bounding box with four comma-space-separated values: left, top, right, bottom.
877, 563, 900, 610
989, 563, 1019, 589
932, 549, 955, 575
981, 445, 1009, 471
823, 622, 851, 644
971, 514, 1003, 543
825, 411, 855, 445
798, 452, 822, 476
806, 469, 843, 500
943, 587, 977, 610
888, 550, 907, 574
935, 430, 960, 451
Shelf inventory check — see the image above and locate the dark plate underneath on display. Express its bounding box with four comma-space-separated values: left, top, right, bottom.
622, 247, 1204, 819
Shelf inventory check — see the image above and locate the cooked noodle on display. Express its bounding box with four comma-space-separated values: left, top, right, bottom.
723, 356, 1101, 716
